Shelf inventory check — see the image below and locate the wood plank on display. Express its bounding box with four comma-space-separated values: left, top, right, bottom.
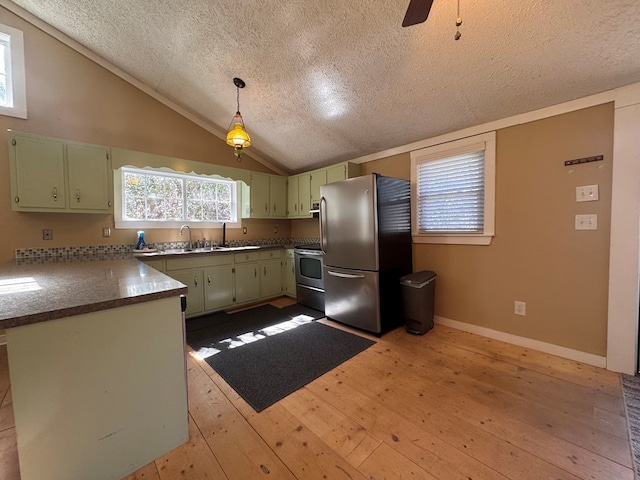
121, 461, 160, 480
339, 347, 633, 479
307, 375, 511, 480
425, 326, 622, 396
358, 442, 439, 480
0, 427, 19, 480
154, 415, 227, 480
244, 401, 368, 480
185, 354, 297, 480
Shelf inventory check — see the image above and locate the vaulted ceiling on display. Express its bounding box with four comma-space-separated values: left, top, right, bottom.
7, 0, 640, 173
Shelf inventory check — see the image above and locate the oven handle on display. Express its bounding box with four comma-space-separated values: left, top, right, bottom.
327, 270, 366, 279
296, 250, 324, 256
320, 196, 327, 254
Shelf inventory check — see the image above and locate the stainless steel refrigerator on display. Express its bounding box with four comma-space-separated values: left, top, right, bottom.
320, 174, 412, 334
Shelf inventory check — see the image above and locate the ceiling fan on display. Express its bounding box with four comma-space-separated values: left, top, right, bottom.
402, 0, 434, 27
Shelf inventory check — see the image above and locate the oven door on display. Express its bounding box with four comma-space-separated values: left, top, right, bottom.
294, 250, 324, 290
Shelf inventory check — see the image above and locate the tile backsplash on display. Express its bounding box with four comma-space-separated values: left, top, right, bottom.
15, 238, 319, 259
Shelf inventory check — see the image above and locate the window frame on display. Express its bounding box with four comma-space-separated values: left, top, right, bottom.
0, 22, 26, 119
410, 131, 496, 245
114, 166, 242, 230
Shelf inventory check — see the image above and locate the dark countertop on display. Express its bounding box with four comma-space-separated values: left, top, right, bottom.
0, 258, 187, 329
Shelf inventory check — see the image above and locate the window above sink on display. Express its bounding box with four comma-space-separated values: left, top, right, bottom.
114, 166, 241, 230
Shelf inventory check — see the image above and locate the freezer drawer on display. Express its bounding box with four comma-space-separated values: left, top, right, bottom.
324, 266, 382, 333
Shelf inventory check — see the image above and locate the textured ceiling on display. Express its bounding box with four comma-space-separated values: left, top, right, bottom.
7, 0, 640, 173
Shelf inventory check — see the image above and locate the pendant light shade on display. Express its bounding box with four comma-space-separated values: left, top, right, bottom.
226, 78, 251, 159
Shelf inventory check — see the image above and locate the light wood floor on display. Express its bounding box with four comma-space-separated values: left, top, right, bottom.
0, 298, 634, 479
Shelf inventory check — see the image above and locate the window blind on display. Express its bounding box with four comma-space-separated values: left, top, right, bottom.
416, 150, 485, 233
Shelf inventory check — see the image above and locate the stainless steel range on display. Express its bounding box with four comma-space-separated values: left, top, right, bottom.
294, 244, 324, 312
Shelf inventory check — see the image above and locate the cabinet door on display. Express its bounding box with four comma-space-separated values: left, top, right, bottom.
12, 135, 67, 209
250, 173, 270, 217
284, 252, 297, 298
310, 170, 327, 204
297, 173, 311, 218
326, 164, 346, 184
269, 175, 287, 218
261, 258, 282, 298
204, 265, 234, 311
170, 269, 204, 317
67, 144, 111, 211
287, 176, 299, 217
235, 263, 260, 304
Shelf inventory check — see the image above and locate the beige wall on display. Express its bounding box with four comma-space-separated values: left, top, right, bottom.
362, 104, 614, 356
0, 7, 288, 263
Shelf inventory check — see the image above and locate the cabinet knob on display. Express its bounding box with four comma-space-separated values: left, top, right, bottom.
207, 275, 211, 285
52, 187, 58, 201
254, 268, 257, 278
76, 189, 81, 202
194, 277, 198, 287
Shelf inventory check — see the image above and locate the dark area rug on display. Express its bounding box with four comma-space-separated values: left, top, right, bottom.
622, 374, 640, 478
186, 304, 375, 412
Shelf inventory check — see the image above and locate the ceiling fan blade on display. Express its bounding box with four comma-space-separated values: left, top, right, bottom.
402, 0, 434, 27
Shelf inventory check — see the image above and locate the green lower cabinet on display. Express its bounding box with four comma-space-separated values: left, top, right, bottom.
283, 250, 296, 298
170, 269, 204, 317
261, 258, 282, 298
204, 265, 235, 311
235, 263, 260, 304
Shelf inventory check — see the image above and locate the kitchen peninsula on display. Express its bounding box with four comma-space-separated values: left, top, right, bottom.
0, 258, 189, 480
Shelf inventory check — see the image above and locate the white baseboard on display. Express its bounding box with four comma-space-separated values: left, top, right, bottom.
435, 316, 607, 369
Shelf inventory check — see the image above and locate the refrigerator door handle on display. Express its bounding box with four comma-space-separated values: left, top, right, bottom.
320, 196, 327, 254
327, 270, 366, 279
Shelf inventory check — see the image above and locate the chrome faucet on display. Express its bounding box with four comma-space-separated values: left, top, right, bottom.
179, 224, 193, 250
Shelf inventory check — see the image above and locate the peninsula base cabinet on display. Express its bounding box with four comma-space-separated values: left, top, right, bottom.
146, 248, 284, 318
7, 296, 188, 480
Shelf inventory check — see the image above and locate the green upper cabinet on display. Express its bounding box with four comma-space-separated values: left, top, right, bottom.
309, 169, 327, 204
67, 144, 112, 211
287, 173, 311, 219
243, 172, 287, 219
9, 132, 112, 213
287, 162, 361, 219
11, 135, 66, 210
326, 162, 362, 184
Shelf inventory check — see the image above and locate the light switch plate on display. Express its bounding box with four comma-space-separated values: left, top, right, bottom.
576, 184, 599, 202
575, 214, 598, 230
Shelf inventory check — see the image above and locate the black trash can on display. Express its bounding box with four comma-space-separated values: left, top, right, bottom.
400, 271, 436, 335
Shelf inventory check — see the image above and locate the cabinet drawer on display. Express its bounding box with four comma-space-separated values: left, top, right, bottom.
234, 251, 260, 263
166, 253, 233, 271
259, 249, 282, 260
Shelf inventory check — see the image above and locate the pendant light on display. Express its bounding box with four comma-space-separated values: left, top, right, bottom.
226, 77, 251, 159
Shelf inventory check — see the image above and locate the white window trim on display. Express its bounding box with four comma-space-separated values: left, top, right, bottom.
0, 23, 26, 119
410, 131, 496, 245
113, 166, 242, 229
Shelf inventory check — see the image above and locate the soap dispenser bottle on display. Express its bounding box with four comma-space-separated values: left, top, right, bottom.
135, 231, 147, 250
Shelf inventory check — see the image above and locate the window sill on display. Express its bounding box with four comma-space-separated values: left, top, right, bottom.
412, 234, 493, 246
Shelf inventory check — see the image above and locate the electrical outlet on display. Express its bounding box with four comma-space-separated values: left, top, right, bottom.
243, 227, 247, 234
514, 301, 526, 316
102, 227, 111, 238
576, 184, 599, 202
42, 229, 53, 240
273, 226, 278, 234
575, 214, 598, 230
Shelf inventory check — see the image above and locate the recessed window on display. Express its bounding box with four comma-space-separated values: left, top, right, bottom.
0, 23, 26, 119
411, 132, 496, 245
115, 167, 240, 229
